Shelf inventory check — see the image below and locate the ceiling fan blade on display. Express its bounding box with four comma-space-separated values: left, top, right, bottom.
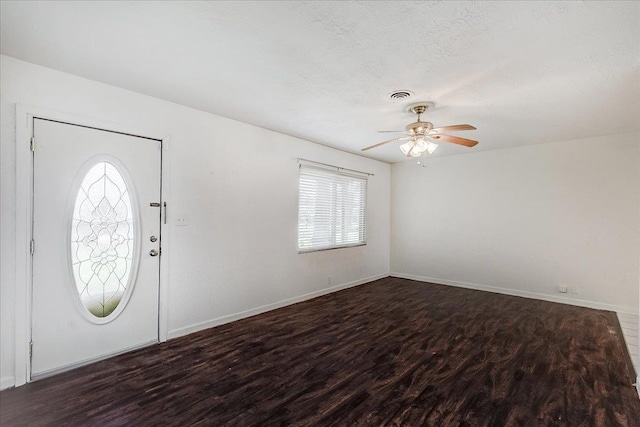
431, 134, 478, 147
377, 130, 406, 133
361, 137, 410, 151
361, 137, 400, 151
430, 124, 476, 133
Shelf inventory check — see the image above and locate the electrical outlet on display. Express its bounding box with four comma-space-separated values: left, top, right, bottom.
175, 216, 189, 226
558, 284, 568, 293
571, 285, 579, 294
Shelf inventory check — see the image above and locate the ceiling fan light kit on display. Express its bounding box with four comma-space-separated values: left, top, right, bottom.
362, 101, 478, 159
399, 137, 438, 157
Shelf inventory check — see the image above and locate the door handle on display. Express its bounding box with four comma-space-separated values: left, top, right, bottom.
149, 249, 159, 257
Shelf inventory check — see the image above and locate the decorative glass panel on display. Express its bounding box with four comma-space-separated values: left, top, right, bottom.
70, 162, 135, 318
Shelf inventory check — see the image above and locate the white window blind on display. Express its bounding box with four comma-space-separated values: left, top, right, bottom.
298, 164, 368, 253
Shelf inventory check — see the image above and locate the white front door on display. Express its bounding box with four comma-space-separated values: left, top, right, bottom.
31, 118, 162, 378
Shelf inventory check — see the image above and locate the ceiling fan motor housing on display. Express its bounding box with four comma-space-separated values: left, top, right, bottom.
404, 102, 435, 135
405, 121, 434, 135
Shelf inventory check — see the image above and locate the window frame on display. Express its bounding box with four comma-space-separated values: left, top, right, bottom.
297, 164, 368, 254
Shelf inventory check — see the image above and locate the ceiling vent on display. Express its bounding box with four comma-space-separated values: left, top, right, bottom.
388, 90, 414, 101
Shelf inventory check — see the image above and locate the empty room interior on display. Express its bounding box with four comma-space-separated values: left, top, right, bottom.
1, 1, 639, 425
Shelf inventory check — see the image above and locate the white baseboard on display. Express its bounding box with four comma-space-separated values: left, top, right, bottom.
1, 376, 15, 391
390, 272, 639, 316
168, 273, 388, 340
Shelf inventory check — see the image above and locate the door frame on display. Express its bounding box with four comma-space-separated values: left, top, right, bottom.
14, 104, 171, 386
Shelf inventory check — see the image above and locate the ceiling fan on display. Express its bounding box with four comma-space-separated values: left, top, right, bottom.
361, 102, 478, 157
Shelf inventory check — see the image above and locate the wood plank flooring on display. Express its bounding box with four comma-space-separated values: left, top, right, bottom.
617, 312, 639, 373
2, 277, 639, 426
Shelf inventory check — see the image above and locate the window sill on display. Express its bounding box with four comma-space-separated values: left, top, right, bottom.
298, 243, 367, 254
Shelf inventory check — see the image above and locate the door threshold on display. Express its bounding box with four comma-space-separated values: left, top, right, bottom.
30, 339, 159, 382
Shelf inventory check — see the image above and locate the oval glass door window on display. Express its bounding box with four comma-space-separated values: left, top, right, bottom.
70, 161, 136, 318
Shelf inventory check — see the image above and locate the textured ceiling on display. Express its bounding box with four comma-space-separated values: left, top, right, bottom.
1, 1, 639, 163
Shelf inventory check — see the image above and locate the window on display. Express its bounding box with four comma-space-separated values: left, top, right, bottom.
298, 164, 367, 252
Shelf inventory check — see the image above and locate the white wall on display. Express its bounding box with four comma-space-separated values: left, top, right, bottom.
0, 56, 391, 388
391, 133, 640, 315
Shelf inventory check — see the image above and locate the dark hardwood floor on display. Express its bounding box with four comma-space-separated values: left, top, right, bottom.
1, 277, 639, 426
